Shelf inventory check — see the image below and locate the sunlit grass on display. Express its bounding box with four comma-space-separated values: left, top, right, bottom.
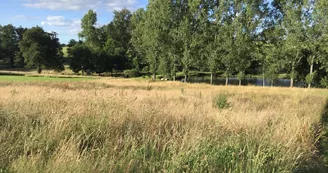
1, 79, 328, 172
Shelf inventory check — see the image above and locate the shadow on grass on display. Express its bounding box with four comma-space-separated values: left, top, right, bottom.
295, 99, 328, 173
0, 72, 24, 76
0, 81, 164, 91
317, 99, 328, 172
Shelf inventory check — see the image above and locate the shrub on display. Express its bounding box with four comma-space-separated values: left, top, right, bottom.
213, 93, 230, 110
124, 69, 140, 78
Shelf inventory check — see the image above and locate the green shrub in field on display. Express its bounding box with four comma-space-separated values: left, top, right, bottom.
124, 69, 140, 78
213, 93, 230, 110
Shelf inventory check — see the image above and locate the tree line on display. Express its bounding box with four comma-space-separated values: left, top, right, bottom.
0, 25, 63, 73
1, 0, 328, 88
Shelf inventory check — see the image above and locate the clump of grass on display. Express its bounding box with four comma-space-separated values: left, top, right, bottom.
146, 84, 152, 91
180, 88, 185, 94
213, 93, 230, 110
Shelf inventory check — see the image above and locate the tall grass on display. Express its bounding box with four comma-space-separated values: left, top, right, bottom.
0, 79, 328, 172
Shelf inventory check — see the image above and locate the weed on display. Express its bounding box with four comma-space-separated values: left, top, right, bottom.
213, 93, 230, 109
180, 88, 185, 94
146, 84, 152, 91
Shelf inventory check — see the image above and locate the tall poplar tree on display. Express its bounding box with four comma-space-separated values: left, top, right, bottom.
281, 0, 305, 87
139, 0, 172, 80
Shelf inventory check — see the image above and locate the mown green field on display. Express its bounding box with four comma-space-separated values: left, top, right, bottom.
0, 75, 95, 82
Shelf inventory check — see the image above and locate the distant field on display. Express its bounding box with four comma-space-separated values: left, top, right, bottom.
62, 46, 69, 58
0, 75, 95, 82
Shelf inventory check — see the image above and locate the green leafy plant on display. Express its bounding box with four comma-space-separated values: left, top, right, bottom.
213, 93, 230, 110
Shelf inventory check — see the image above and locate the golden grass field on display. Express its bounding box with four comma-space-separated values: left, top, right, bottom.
1, 78, 328, 172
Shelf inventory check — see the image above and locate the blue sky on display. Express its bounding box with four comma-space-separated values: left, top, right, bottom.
0, 0, 148, 43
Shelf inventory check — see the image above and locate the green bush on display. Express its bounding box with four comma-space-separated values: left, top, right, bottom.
124, 69, 140, 78
213, 93, 230, 110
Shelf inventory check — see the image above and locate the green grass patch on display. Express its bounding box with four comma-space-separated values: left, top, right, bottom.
0, 75, 96, 82
62, 46, 69, 58
213, 93, 231, 110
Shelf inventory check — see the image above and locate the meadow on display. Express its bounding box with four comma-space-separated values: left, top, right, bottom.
0, 75, 95, 82
1, 78, 328, 172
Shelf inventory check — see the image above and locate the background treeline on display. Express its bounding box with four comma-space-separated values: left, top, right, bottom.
0, 25, 63, 73
1, 0, 328, 88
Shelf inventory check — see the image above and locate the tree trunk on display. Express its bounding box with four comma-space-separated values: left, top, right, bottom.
308, 57, 314, 89
37, 65, 42, 74
290, 62, 295, 88
263, 72, 265, 87
210, 72, 213, 85
184, 74, 187, 83
225, 76, 229, 86
152, 72, 156, 81
173, 54, 176, 81
238, 71, 242, 86
290, 77, 294, 88
262, 65, 265, 87
271, 79, 273, 87
10, 57, 15, 68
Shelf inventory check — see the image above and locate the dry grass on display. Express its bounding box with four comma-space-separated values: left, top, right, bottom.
1, 78, 328, 172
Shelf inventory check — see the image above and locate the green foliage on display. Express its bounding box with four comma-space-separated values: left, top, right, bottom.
69, 9, 134, 74
2, 0, 328, 86
306, 71, 317, 85
79, 10, 98, 49
132, 0, 173, 80
124, 69, 140, 78
67, 39, 78, 47
0, 24, 16, 68
320, 77, 328, 89
69, 43, 94, 74
111, 9, 132, 57
213, 93, 230, 110
18, 27, 64, 73
0, 25, 26, 68
180, 88, 185, 94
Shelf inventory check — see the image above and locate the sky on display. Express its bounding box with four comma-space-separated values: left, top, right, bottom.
0, 0, 148, 43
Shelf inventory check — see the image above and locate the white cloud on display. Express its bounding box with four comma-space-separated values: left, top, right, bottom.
10, 15, 41, 21
23, 0, 140, 11
23, 0, 99, 10
41, 16, 81, 35
42, 16, 70, 26
106, 0, 138, 11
